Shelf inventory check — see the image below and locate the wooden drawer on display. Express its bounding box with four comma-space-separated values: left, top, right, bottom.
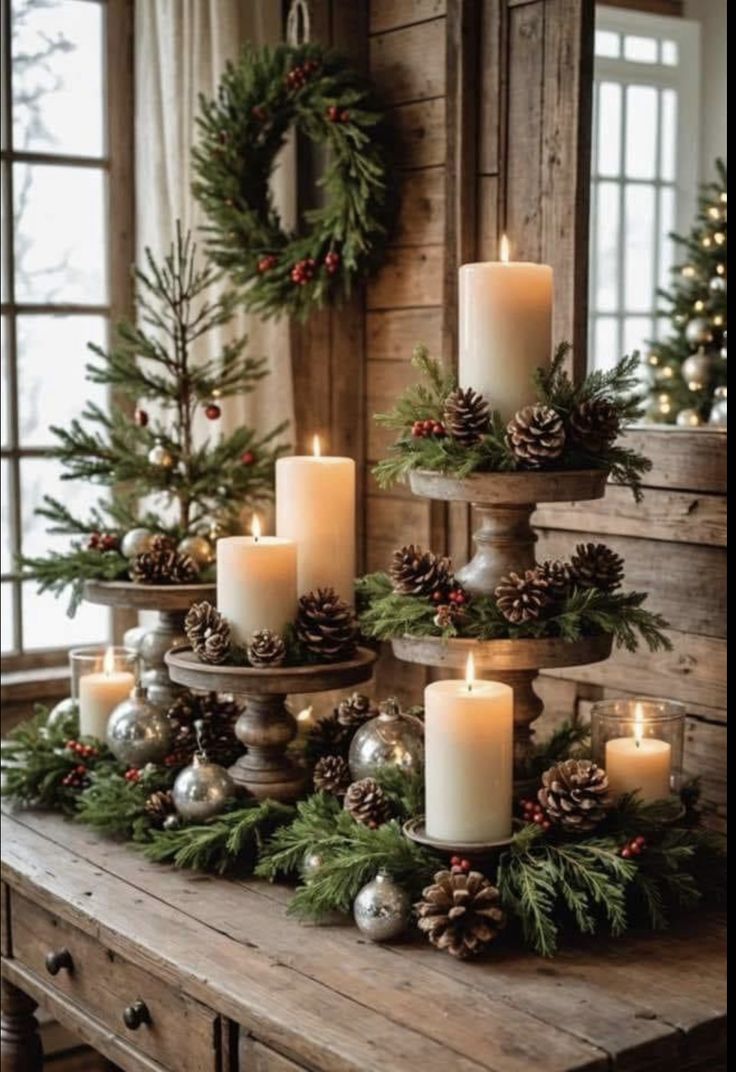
10, 892, 218, 1072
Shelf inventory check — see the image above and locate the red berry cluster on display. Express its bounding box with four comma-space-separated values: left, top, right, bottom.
620, 835, 646, 858
258, 254, 278, 273
326, 105, 350, 124
431, 585, 467, 606
134, 408, 149, 427
324, 250, 341, 275
61, 765, 91, 791
291, 258, 317, 286
519, 797, 552, 831
66, 739, 99, 761
450, 855, 472, 874
285, 59, 319, 91
204, 403, 221, 420
87, 532, 118, 552
412, 419, 446, 438
124, 768, 141, 783
241, 450, 256, 466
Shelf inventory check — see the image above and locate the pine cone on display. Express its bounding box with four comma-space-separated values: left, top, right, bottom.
443, 387, 491, 445
415, 869, 506, 959
304, 712, 352, 764
495, 569, 550, 623
538, 759, 611, 832
390, 544, 452, 598
131, 547, 200, 585
165, 691, 242, 769
184, 601, 231, 664
569, 398, 621, 452
336, 692, 377, 728
343, 777, 391, 828
296, 588, 358, 662
247, 629, 286, 668
507, 405, 566, 467
144, 789, 175, 827
570, 542, 624, 592
535, 559, 571, 600
150, 534, 176, 553
313, 754, 351, 796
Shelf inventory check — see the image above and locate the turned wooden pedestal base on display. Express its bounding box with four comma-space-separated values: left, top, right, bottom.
0, 978, 42, 1072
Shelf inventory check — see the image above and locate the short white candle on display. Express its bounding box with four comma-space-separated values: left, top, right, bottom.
276, 437, 356, 603
216, 516, 297, 647
79, 648, 135, 740
459, 236, 553, 421
605, 704, 672, 802
425, 656, 513, 843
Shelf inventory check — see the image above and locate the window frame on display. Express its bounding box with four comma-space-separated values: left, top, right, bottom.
0, 0, 135, 673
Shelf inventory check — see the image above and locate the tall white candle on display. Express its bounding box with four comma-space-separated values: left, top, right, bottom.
276, 437, 356, 603
425, 656, 513, 843
459, 236, 553, 421
217, 516, 297, 647
605, 703, 672, 802
79, 648, 135, 740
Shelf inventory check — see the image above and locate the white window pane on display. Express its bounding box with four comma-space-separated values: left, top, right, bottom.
658, 186, 676, 290
596, 182, 620, 312
1, 461, 12, 574
20, 457, 102, 558
660, 89, 677, 183
13, 164, 107, 303
597, 83, 622, 177
22, 581, 110, 650
595, 30, 620, 58
661, 40, 678, 67
1, 583, 15, 653
624, 35, 658, 63
1, 316, 9, 446
1, 165, 7, 303
594, 317, 619, 372
624, 184, 655, 312
18, 316, 107, 447
656, 316, 671, 340
625, 85, 658, 179
623, 316, 652, 357
11, 0, 104, 158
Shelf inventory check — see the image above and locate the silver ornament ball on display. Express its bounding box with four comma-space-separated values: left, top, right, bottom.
709, 275, 726, 293
172, 753, 235, 821
46, 697, 79, 736
122, 624, 148, 654
106, 685, 173, 766
121, 527, 155, 558
675, 408, 703, 427
163, 814, 181, 831
301, 851, 324, 883
349, 698, 424, 781
709, 388, 727, 427
684, 318, 712, 346
353, 870, 411, 942
147, 441, 174, 469
177, 534, 215, 568
681, 350, 715, 392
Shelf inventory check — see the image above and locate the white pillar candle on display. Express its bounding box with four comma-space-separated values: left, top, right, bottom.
276, 437, 356, 603
425, 657, 513, 843
216, 517, 297, 647
605, 704, 671, 802
459, 236, 553, 421
79, 649, 135, 740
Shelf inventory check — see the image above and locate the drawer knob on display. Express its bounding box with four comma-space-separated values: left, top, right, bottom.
45, 949, 73, 975
123, 1001, 151, 1030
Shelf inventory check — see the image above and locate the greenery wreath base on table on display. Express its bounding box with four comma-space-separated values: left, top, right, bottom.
2, 707, 724, 961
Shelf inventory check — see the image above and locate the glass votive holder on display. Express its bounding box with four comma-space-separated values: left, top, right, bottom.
591, 697, 685, 803
70, 646, 138, 741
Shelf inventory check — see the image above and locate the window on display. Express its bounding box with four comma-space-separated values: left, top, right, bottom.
1, 0, 133, 670
588, 6, 700, 372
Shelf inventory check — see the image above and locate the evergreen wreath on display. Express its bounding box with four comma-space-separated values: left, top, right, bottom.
192, 43, 394, 320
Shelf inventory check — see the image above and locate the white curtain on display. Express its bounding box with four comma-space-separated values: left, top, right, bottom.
134, 0, 295, 520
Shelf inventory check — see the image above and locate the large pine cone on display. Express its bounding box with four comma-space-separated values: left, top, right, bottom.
390, 544, 452, 598
131, 546, 199, 585
535, 559, 571, 601
569, 398, 620, 452
184, 601, 231, 664
495, 569, 550, 623
313, 754, 351, 796
336, 692, 378, 728
304, 711, 353, 764
570, 542, 624, 592
164, 690, 243, 769
247, 629, 286, 668
144, 789, 176, 827
296, 588, 358, 662
507, 405, 566, 467
538, 759, 611, 832
443, 387, 491, 445
343, 777, 391, 828
415, 869, 506, 959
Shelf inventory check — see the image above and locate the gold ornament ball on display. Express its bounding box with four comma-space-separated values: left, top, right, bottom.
681, 351, 715, 392
676, 408, 702, 427
121, 527, 155, 558
177, 535, 215, 568
147, 441, 174, 469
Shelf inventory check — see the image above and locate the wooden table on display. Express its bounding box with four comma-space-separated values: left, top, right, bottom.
1, 809, 726, 1072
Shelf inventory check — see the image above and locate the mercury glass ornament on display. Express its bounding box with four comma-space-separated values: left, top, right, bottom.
121, 527, 155, 558
681, 350, 715, 392
172, 753, 235, 821
709, 275, 726, 293
676, 408, 702, 427
177, 534, 215, 568
106, 684, 172, 766
46, 697, 79, 736
147, 440, 174, 469
122, 624, 147, 654
302, 850, 324, 883
353, 870, 410, 942
348, 698, 424, 781
684, 318, 712, 347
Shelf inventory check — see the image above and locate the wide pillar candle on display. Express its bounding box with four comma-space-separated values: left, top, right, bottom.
425, 677, 513, 842
605, 737, 671, 802
459, 257, 553, 421
79, 669, 135, 740
276, 452, 355, 603
217, 535, 297, 647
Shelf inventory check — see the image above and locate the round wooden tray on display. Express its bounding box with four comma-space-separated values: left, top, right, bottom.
408, 467, 608, 505
166, 645, 378, 695
84, 579, 216, 611
391, 632, 613, 672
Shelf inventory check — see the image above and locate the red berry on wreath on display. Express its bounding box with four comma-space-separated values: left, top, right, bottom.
134, 408, 149, 427
327, 105, 340, 122
241, 450, 256, 465
204, 403, 221, 420
340, 110, 350, 123
411, 420, 424, 438
635, 835, 646, 847
258, 254, 277, 273
87, 532, 101, 550
324, 250, 341, 274
621, 846, 631, 858
100, 533, 118, 552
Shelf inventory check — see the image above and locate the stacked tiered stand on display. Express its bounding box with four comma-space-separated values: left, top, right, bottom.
393, 468, 614, 783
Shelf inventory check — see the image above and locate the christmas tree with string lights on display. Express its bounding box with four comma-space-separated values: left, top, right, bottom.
645, 159, 727, 426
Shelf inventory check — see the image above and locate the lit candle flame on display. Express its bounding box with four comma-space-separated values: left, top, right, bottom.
633, 702, 645, 748
499, 234, 510, 263
251, 514, 261, 542
297, 705, 314, 724
312, 435, 321, 457
465, 652, 475, 692
103, 646, 115, 677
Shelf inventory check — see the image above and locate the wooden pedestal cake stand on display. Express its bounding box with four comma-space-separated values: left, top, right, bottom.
166, 645, 377, 802
84, 580, 216, 708
398, 468, 614, 778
